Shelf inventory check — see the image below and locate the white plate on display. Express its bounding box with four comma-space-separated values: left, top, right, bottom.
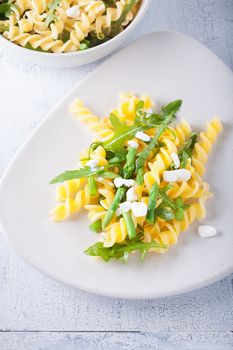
0, 32, 233, 299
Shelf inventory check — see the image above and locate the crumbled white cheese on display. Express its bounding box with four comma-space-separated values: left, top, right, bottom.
114, 178, 135, 188
124, 179, 135, 187
96, 177, 104, 182
174, 169, 191, 182
198, 225, 217, 238
114, 177, 124, 188
171, 152, 180, 169
128, 140, 139, 149
126, 187, 138, 202
66, 5, 80, 18
119, 201, 132, 213
163, 170, 178, 182
135, 131, 151, 142
86, 159, 98, 169
131, 202, 148, 217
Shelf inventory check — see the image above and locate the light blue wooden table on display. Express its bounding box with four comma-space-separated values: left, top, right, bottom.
0, 1, 233, 349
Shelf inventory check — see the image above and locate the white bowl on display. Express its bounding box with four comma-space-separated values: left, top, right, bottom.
0, 0, 151, 68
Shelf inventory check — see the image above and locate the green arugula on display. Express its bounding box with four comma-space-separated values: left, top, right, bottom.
59, 30, 70, 43
85, 236, 167, 262
109, 0, 140, 37
155, 207, 175, 221
155, 190, 190, 222
49, 166, 106, 184
0, 2, 11, 20
45, 0, 61, 26
89, 219, 102, 233
161, 99, 182, 115
103, 101, 181, 154
25, 43, 47, 52
103, 0, 116, 7
102, 113, 145, 153
178, 131, 197, 167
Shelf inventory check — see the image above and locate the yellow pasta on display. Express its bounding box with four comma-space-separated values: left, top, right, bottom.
192, 118, 223, 176
50, 93, 222, 262
0, 0, 140, 53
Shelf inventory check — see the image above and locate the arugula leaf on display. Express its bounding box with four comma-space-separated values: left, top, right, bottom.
25, 43, 47, 52
158, 189, 176, 210
103, 0, 116, 7
156, 207, 175, 221
85, 238, 167, 262
102, 99, 182, 153
89, 219, 102, 233
102, 113, 145, 153
49, 166, 105, 184
109, 0, 140, 36
45, 0, 61, 26
161, 99, 182, 116
135, 100, 145, 118
59, 30, 70, 43
0, 2, 11, 20
178, 131, 197, 167
154, 191, 189, 223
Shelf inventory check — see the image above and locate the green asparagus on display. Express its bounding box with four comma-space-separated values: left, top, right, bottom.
146, 183, 159, 224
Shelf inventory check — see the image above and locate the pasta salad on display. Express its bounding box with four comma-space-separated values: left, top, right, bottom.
50, 93, 222, 262
0, 0, 140, 53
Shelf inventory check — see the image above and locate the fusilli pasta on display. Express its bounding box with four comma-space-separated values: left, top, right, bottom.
50, 93, 223, 262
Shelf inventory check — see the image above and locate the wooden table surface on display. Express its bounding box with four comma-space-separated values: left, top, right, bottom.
0, 1, 233, 349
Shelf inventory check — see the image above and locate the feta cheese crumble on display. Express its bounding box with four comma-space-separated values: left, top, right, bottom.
119, 201, 132, 213
131, 202, 148, 217
174, 169, 191, 182
113, 178, 135, 188
163, 169, 191, 182
126, 187, 138, 202
86, 159, 99, 169
171, 152, 180, 169
135, 131, 151, 142
128, 140, 139, 149
163, 171, 177, 182
198, 225, 217, 238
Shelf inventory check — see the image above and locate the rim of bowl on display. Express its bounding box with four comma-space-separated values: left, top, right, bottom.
0, 0, 151, 57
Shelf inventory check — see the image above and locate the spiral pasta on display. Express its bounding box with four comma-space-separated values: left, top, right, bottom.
50, 92, 223, 262
192, 118, 222, 176
51, 184, 91, 221
103, 217, 128, 247
1, 0, 140, 53
70, 99, 114, 140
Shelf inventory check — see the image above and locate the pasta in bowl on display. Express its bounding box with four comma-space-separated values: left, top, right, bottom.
50, 93, 222, 263
0, 0, 150, 67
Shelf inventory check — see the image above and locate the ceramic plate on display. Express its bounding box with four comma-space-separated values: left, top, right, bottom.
0, 32, 233, 299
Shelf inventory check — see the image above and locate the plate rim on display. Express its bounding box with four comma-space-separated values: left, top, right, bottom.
0, 30, 233, 299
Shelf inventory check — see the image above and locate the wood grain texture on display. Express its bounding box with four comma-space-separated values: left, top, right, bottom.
0, 0, 233, 348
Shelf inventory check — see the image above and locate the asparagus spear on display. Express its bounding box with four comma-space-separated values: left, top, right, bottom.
123, 146, 137, 179
102, 146, 136, 229
122, 212, 136, 239
102, 187, 126, 229
146, 183, 159, 224
88, 176, 98, 197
